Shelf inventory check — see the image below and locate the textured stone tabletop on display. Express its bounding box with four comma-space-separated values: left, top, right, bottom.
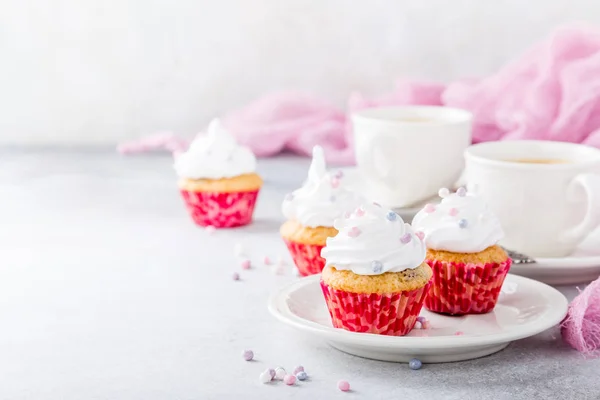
0, 150, 598, 400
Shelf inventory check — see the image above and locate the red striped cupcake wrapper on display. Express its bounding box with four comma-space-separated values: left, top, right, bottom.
320, 280, 431, 336
424, 257, 512, 315
283, 238, 326, 276
179, 189, 259, 228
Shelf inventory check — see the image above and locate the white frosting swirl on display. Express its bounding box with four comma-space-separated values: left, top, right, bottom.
282, 146, 364, 228
412, 188, 504, 253
321, 203, 426, 275
174, 119, 257, 179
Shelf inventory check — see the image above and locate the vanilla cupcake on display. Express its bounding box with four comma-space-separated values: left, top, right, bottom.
280, 146, 364, 276
320, 203, 432, 336
175, 119, 263, 228
412, 187, 511, 315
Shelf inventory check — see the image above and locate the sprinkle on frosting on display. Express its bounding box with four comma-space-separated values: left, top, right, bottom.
174, 118, 257, 179
412, 188, 504, 253
321, 203, 426, 275
282, 146, 364, 228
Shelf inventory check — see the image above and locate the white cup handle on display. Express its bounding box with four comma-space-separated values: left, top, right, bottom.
562, 173, 600, 243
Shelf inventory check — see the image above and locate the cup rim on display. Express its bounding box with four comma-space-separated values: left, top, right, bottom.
465, 140, 600, 169
351, 106, 473, 128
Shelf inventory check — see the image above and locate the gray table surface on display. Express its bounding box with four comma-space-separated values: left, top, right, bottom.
0, 150, 598, 400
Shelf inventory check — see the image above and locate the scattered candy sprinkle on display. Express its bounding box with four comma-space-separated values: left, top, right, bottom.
335, 170, 344, 179
338, 380, 350, 392
455, 331, 464, 336
415, 231, 425, 240
348, 227, 361, 238
457, 187, 467, 197
400, 233, 412, 244
293, 366, 304, 375
449, 207, 459, 216
241, 260, 251, 270
331, 177, 341, 188
259, 371, 272, 383
424, 204, 436, 213
296, 371, 308, 381
275, 367, 286, 380
414, 321, 422, 329
386, 211, 398, 221
458, 219, 468, 229
409, 358, 422, 370
232, 272, 240, 281
284, 374, 296, 385
416, 316, 426, 323
355, 207, 365, 217
438, 188, 450, 198
422, 320, 431, 329
264, 256, 271, 265
243, 350, 254, 361
205, 225, 216, 234
371, 260, 383, 273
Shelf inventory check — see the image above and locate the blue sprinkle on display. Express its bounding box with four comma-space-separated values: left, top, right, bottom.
386, 211, 398, 221
458, 219, 468, 229
296, 371, 308, 381
409, 358, 422, 370
371, 260, 383, 273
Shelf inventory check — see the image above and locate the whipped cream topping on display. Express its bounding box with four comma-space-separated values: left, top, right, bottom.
174, 119, 257, 179
321, 203, 426, 275
412, 188, 504, 253
282, 146, 364, 228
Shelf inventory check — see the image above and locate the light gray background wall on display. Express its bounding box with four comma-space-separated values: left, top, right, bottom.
1, 0, 599, 144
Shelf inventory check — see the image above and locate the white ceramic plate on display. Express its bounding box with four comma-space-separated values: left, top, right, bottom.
268, 274, 568, 363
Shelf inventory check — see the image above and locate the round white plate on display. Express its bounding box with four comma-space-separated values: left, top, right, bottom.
268, 274, 568, 363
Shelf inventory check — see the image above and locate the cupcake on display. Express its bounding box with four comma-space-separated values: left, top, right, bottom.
174, 119, 263, 228
412, 187, 511, 315
320, 203, 432, 336
281, 146, 363, 276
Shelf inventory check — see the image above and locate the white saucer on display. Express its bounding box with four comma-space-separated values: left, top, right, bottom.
268, 274, 568, 363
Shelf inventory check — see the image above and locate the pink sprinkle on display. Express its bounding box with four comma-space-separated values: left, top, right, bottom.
205, 225, 216, 234
449, 208, 459, 216
232, 272, 240, 281
424, 204, 436, 213
284, 374, 296, 385
422, 320, 431, 329
241, 260, 251, 270
347, 227, 361, 238
455, 331, 464, 336
338, 380, 350, 392
400, 233, 412, 244
415, 231, 425, 240
293, 366, 304, 375
414, 321, 422, 329
355, 207, 365, 217
264, 256, 271, 265
331, 177, 340, 188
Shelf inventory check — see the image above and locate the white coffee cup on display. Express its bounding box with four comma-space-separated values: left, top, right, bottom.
352, 106, 472, 208
464, 140, 600, 257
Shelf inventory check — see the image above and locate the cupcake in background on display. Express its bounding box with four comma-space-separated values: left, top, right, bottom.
412, 187, 511, 315
174, 119, 263, 228
281, 146, 363, 276
320, 203, 432, 336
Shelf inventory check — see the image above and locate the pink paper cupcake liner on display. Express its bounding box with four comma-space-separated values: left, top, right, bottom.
320, 280, 431, 336
424, 258, 512, 315
283, 239, 326, 276
179, 189, 259, 228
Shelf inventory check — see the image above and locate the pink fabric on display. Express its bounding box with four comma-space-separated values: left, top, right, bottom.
119, 26, 600, 165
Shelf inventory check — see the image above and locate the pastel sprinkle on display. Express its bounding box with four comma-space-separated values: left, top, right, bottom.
438, 188, 450, 198
284, 374, 296, 385
259, 371, 272, 384
241, 260, 251, 270
455, 331, 464, 336
205, 225, 216, 234
458, 219, 468, 229
400, 233, 412, 244
422, 320, 431, 329
335, 170, 344, 179
264, 256, 271, 265
415, 231, 425, 240
232, 272, 240, 281
355, 207, 365, 217
347, 227, 361, 238
275, 367, 286, 380
409, 358, 422, 370
457, 187, 467, 197
414, 321, 422, 329
424, 204, 436, 213
242, 350, 254, 361
268, 368, 276, 379
416, 316, 426, 323
449, 207, 459, 216
293, 366, 304, 375
372, 260, 383, 273
296, 371, 308, 381
386, 211, 398, 221
331, 177, 340, 188
338, 380, 350, 392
